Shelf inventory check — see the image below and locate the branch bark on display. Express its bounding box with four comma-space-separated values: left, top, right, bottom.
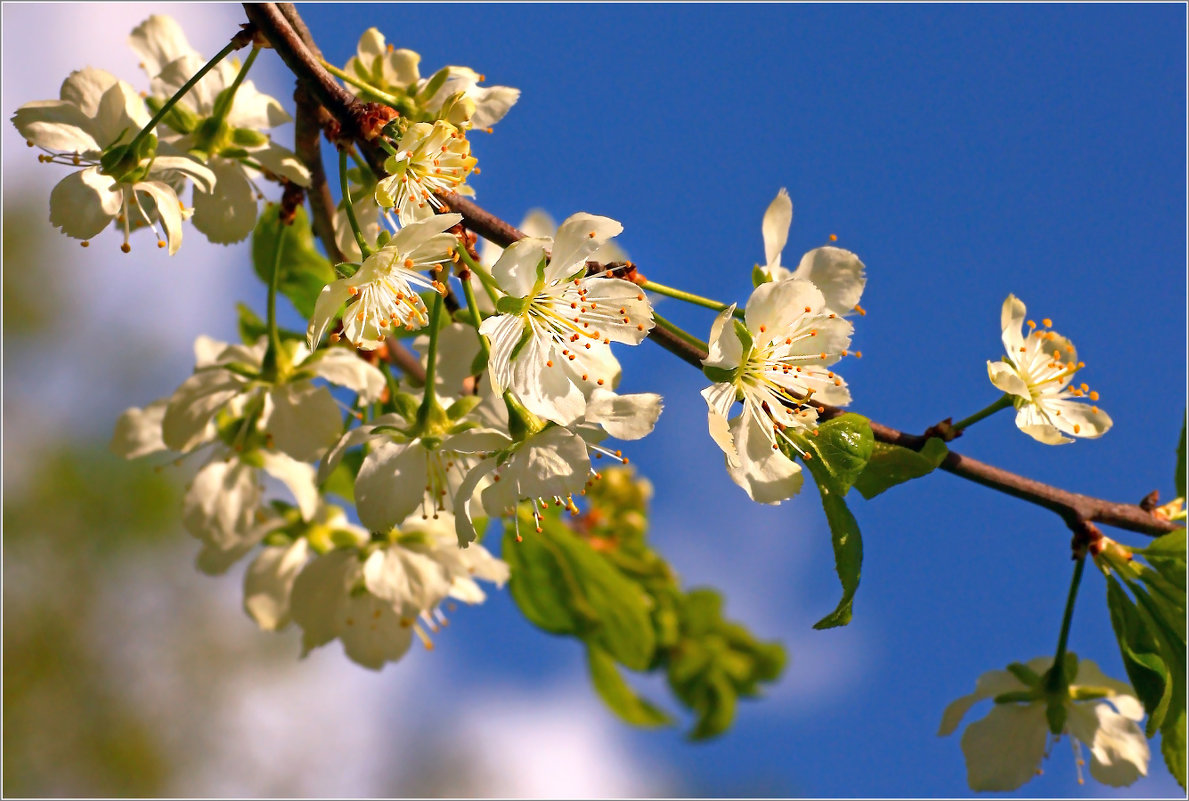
249, 2, 1182, 540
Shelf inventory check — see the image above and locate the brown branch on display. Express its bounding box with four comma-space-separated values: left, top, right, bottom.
293, 86, 343, 264
251, 2, 1182, 541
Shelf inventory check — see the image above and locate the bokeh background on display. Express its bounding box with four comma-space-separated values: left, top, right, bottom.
3, 3, 1185, 797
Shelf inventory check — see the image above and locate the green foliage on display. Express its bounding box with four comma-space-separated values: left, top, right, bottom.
320, 448, 364, 503
1103, 533, 1187, 789
235, 302, 302, 346
853, 438, 948, 500
251, 204, 336, 318
1176, 412, 1186, 499
805, 413, 874, 496
503, 468, 786, 739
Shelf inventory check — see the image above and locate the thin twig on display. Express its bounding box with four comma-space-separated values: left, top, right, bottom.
250, 2, 1182, 540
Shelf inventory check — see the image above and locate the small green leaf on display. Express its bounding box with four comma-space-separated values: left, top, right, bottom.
751, 264, 770, 288
688, 673, 738, 740
251, 205, 336, 318
853, 438, 948, 500
236, 302, 266, 344
803, 456, 863, 629
1163, 709, 1187, 792
701, 365, 736, 385
1142, 530, 1187, 592
445, 395, 482, 421
808, 413, 874, 496
1177, 411, 1186, 498
587, 645, 672, 727
320, 448, 363, 503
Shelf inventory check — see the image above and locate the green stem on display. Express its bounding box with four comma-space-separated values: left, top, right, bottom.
128, 39, 240, 154
339, 148, 373, 258
641, 280, 743, 318
455, 244, 501, 307
260, 221, 286, 380
460, 271, 492, 361
319, 59, 406, 109
952, 394, 1015, 433
653, 311, 709, 353
417, 292, 445, 422
1048, 556, 1086, 692
210, 46, 259, 125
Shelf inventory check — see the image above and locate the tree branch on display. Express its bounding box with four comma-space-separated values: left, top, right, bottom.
250, 2, 1181, 540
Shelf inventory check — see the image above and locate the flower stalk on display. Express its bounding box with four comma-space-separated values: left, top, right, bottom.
641, 279, 743, 318
1047, 555, 1087, 695
339, 147, 373, 258
952, 394, 1014, 433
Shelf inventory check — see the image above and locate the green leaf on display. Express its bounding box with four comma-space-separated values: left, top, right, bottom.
320, 448, 363, 503
803, 456, 863, 629
1142, 530, 1187, 592
807, 413, 874, 496
1106, 576, 1171, 735
236, 302, 266, 344
251, 204, 336, 318
506, 509, 656, 670
1177, 411, 1186, 499
587, 645, 672, 727
688, 672, 738, 740
1163, 709, 1187, 792
853, 438, 949, 500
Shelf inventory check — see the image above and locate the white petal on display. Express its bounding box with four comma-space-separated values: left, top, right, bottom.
503, 426, 591, 503
388, 212, 462, 254
701, 383, 740, 464
110, 399, 168, 459
226, 80, 292, 131
263, 382, 342, 463
761, 187, 792, 269
547, 213, 623, 283
938, 668, 1029, 736
745, 278, 826, 334
317, 420, 382, 486
789, 246, 866, 315
149, 155, 216, 193
48, 167, 121, 240
467, 85, 521, 130
162, 369, 245, 453
1015, 403, 1072, 445
1067, 702, 1150, 786
478, 312, 525, 393
60, 68, 119, 118
259, 450, 320, 521
1000, 294, 1028, 355
290, 548, 357, 655
1043, 397, 1112, 439
95, 79, 150, 145
191, 158, 257, 245
135, 180, 185, 255
11, 100, 101, 153
491, 237, 550, 298
355, 441, 431, 532
412, 322, 480, 396
724, 412, 804, 504
586, 389, 663, 441
182, 458, 261, 550
959, 702, 1049, 792
575, 276, 654, 344
243, 537, 310, 631
454, 457, 496, 546
308, 347, 386, 402
987, 360, 1031, 400
307, 281, 353, 349
129, 15, 197, 77
1075, 659, 1145, 720
337, 591, 414, 670
703, 306, 743, 371
250, 142, 311, 186
363, 545, 450, 614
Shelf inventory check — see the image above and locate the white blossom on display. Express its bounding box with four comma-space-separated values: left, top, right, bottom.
987, 295, 1113, 445
939, 657, 1149, 791
375, 120, 476, 226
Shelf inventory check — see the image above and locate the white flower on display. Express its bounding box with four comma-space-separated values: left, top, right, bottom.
987, 295, 1113, 445
375, 121, 476, 226
308, 214, 461, 350
12, 67, 215, 253
939, 657, 1150, 791
701, 279, 853, 504
288, 509, 507, 670
479, 213, 654, 425
451, 389, 663, 546
129, 15, 311, 244
760, 188, 867, 317
344, 28, 519, 131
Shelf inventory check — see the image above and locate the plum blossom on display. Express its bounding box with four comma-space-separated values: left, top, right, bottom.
701, 279, 853, 504
479, 213, 654, 425
759, 187, 867, 317
939, 656, 1149, 791
987, 295, 1113, 445
12, 67, 214, 254
374, 120, 477, 226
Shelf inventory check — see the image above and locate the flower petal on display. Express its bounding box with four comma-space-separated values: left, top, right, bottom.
745, 278, 826, 335
355, 441, 431, 532
263, 382, 342, 463
575, 276, 654, 345
129, 15, 197, 77
724, 412, 804, 504
987, 360, 1031, 400
259, 450, 321, 521
190, 158, 257, 245
789, 246, 866, 315
182, 458, 261, 550
48, 167, 121, 240
1044, 397, 1112, 439
703, 306, 743, 371
307, 280, 354, 349
135, 180, 185, 255
1000, 294, 1028, 356
250, 142, 311, 186
701, 383, 740, 465
547, 213, 623, 283
60, 68, 119, 118
110, 399, 168, 459
959, 702, 1048, 792
243, 537, 310, 631
307, 346, 387, 403
162, 369, 245, 452
761, 187, 792, 269
938, 668, 1029, 736
290, 548, 357, 655
491, 237, 550, 298
11, 100, 101, 153
1015, 403, 1072, 445
586, 389, 663, 441
1067, 702, 1150, 787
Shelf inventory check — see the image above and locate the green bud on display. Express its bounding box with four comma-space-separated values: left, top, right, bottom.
219, 146, 250, 160
231, 127, 269, 148
376, 230, 392, 249
503, 390, 547, 440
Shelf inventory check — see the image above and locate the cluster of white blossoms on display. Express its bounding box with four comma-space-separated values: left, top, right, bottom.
12, 15, 308, 253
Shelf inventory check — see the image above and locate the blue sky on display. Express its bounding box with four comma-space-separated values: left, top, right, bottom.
5, 3, 1186, 797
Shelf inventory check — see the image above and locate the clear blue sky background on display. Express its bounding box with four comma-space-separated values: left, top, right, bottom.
5, 3, 1186, 797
